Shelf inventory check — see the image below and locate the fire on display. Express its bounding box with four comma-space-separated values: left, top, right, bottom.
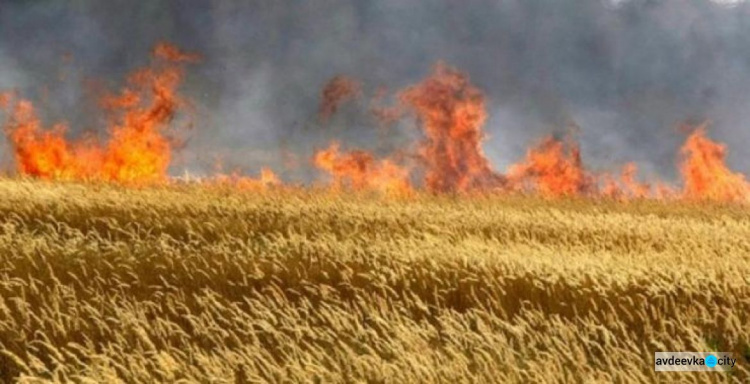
313, 141, 411, 195
679, 126, 748, 202
507, 135, 592, 197
601, 163, 655, 200
259, 167, 281, 185
211, 167, 281, 191
618, 163, 651, 199
5, 51, 750, 204
400, 63, 503, 193
318, 76, 362, 123
98, 42, 198, 184
4, 101, 86, 179
1, 42, 197, 184
311, 66, 750, 204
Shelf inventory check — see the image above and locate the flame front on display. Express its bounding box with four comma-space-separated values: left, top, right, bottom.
313, 65, 750, 202
4, 101, 85, 179
314, 141, 411, 195
2, 42, 197, 184
601, 163, 653, 200
507, 135, 592, 197
210, 167, 281, 191
4, 50, 750, 204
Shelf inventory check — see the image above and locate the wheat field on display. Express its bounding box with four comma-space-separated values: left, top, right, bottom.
0, 179, 748, 383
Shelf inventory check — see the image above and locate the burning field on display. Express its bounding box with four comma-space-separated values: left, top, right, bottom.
0, 43, 749, 383
2, 44, 749, 201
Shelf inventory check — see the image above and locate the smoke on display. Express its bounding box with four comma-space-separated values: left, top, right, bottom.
0, 48, 23, 167
2, 0, 750, 182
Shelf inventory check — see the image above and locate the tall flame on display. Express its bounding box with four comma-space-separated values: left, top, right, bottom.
679, 126, 748, 202
1, 42, 197, 184
400, 63, 503, 193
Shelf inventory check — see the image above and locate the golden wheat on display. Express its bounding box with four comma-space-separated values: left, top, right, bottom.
0, 178, 748, 383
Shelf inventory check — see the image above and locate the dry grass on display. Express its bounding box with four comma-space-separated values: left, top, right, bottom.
0, 179, 748, 383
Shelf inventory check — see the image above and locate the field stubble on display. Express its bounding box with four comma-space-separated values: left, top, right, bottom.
0, 179, 748, 383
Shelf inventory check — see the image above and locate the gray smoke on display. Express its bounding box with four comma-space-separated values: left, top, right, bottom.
1, 0, 750, 182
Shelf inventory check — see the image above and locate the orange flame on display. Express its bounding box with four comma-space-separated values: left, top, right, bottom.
601, 163, 653, 200
314, 141, 411, 195
680, 126, 748, 202
259, 167, 281, 185
618, 163, 652, 199
6, 53, 750, 205
4, 101, 88, 179
507, 135, 592, 197
211, 167, 281, 191
1, 42, 197, 184
400, 63, 503, 193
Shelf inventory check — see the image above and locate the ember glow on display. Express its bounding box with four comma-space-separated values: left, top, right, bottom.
2, 44, 750, 203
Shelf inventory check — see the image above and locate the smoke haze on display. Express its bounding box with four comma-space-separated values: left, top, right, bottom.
2, 0, 750, 181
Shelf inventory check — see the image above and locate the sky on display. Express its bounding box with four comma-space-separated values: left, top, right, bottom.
2, 0, 750, 181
